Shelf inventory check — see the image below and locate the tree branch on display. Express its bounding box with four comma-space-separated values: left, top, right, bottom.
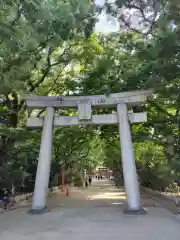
118, 0, 159, 36
11, 4, 22, 26
28, 47, 54, 92
119, 15, 142, 35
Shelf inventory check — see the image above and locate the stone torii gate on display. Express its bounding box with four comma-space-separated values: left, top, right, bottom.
24, 89, 152, 214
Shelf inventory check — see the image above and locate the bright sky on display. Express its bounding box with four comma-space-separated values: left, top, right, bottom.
94, 0, 119, 33
94, 0, 150, 34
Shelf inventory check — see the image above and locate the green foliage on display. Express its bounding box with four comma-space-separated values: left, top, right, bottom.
0, 0, 95, 93
73, 175, 84, 187
0, 0, 180, 193
134, 141, 174, 190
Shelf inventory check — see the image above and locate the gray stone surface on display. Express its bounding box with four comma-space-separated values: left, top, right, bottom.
0, 180, 180, 239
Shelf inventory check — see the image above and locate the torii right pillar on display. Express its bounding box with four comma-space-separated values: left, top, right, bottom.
117, 103, 147, 214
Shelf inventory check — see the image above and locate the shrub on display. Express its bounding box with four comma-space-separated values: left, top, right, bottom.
73, 176, 84, 187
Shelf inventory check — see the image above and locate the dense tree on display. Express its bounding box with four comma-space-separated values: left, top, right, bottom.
0, 0, 179, 192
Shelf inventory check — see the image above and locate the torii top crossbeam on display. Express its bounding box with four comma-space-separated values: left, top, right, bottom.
24, 89, 152, 108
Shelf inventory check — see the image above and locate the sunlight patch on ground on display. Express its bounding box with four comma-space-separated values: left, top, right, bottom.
88, 191, 126, 200
112, 202, 124, 205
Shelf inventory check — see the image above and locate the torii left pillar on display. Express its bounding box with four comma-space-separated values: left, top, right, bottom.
29, 107, 54, 214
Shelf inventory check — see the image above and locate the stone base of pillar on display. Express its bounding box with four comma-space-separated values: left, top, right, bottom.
123, 207, 147, 215
27, 206, 49, 215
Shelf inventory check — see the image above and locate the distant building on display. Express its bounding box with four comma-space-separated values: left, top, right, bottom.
95, 166, 112, 178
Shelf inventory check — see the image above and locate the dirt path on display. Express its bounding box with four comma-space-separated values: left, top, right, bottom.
1, 179, 178, 214
0, 179, 180, 240
43, 179, 161, 211
4, 179, 160, 211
